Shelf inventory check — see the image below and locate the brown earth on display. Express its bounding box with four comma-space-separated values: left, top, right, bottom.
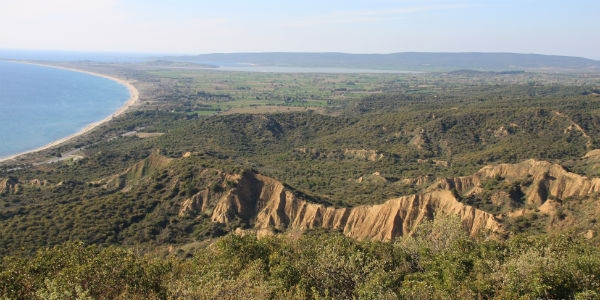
185, 171, 502, 240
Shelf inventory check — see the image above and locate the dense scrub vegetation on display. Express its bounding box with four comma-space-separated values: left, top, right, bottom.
2, 216, 599, 300
2, 64, 600, 298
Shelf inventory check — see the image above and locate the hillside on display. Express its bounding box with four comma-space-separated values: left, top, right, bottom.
163, 52, 600, 72
0, 69, 599, 250
4, 150, 600, 253
1, 62, 600, 298
3, 152, 600, 298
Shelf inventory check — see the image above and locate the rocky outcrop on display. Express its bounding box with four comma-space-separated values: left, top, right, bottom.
29, 179, 48, 186
409, 128, 426, 150
254, 188, 500, 240
355, 172, 387, 184
179, 189, 211, 217
204, 172, 501, 241
296, 148, 384, 161
342, 149, 384, 161
0, 177, 19, 194
436, 159, 600, 206
1, 178, 53, 194
401, 175, 435, 186
196, 156, 600, 240
211, 172, 264, 224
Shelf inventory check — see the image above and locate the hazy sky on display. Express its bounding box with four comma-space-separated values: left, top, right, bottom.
1, 0, 598, 59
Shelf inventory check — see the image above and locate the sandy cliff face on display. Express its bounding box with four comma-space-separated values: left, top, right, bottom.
342, 149, 384, 161
0, 178, 19, 194
254, 188, 500, 240
436, 159, 600, 207
179, 189, 211, 217
193, 156, 600, 240
5, 150, 599, 241
1, 177, 52, 194
201, 172, 501, 241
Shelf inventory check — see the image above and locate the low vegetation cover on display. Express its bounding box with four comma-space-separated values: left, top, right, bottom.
1, 63, 600, 299
2, 215, 600, 299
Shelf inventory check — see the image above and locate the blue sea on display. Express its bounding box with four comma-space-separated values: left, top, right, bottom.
0, 61, 130, 159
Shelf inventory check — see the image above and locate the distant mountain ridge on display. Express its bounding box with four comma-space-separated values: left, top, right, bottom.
163, 52, 600, 72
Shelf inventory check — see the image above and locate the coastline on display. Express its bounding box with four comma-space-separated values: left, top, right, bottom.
0, 62, 139, 164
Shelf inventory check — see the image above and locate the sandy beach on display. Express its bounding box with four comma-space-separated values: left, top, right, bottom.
0, 62, 140, 164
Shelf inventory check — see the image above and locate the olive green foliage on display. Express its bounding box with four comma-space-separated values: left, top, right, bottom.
1, 68, 600, 256
1, 66, 600, 298
0, 155, 240, 256
0, 242, 170, 299
2, 215, 600, 299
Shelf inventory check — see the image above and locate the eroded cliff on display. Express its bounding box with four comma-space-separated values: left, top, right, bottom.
179, 154, 600, 241
433, 159, 600, 210
182, 171, 502, 241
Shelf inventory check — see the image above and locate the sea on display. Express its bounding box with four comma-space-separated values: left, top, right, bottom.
0, 49, 414, 159
0, 61, 130, 159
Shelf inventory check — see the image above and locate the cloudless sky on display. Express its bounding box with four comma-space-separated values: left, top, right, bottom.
1, 0, 598, 59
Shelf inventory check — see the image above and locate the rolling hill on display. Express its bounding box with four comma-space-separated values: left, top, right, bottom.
163, 52, 600, 72
1, 61, 600, 299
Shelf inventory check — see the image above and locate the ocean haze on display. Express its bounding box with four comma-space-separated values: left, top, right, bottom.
165, 52, 600, 72
0, 49, 155, 62
0, 61, 130, 159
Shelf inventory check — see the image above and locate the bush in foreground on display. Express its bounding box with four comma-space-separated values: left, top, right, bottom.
2, 216, 600, 299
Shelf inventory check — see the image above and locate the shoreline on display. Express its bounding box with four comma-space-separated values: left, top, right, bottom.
0, 61, 140, 164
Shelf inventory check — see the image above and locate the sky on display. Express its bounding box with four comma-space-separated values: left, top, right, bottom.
1, 0, 599, 60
